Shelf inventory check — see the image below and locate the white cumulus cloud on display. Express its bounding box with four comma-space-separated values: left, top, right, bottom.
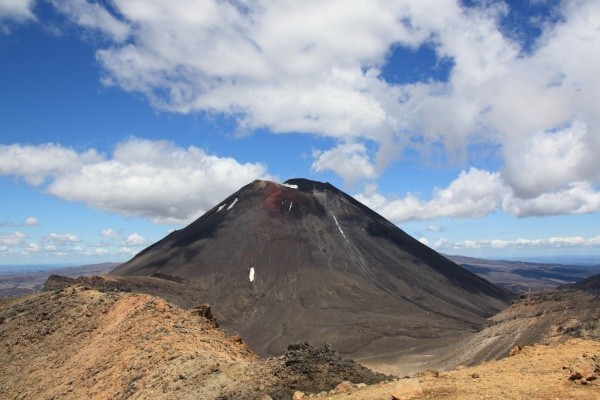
356, 166, 600, 222
0, 0, 35, 22
5, 0, 600, 219
100, 228, 120, 239
0, 231, 26, 246
503, 181, 600, 217
121, 233, 147, 247
355, 168, 504, 222
432, 235, 600, 251
0, 143, 101, 185
24, 217, 39, 226
49, 0, 130, 41
311, 142, 377, 187
0, 138, 271, 224
427, 224, 444, 232
0, 217, 39, 227
502, 122, 598, 199
45, 233, 79, 243
38, 0, 599, 196
24, 242, 41, 253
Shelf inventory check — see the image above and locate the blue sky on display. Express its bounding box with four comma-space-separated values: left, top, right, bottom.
1, 0, 600, 265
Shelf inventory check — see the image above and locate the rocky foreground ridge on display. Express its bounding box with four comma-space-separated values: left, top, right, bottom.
43, 274, 600, 378
2, 280, 599, 399
0, 284, 391, 400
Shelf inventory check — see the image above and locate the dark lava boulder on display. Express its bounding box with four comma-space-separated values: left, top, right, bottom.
267, 341, 392, 398
111, 178, 510, 357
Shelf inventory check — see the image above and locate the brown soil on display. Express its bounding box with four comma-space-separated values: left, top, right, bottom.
320, 339, 600, 400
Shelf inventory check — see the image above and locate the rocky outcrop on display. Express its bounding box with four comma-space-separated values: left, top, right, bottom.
267, 341, 391, 397
390, 378, 423, 400
43, 274, 77, 291
190, 304, 219, 327
567, 353, 599, 384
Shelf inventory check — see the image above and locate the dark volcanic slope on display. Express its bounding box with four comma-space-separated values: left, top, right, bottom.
559, 273, 600, 294
112, 178, 510, 357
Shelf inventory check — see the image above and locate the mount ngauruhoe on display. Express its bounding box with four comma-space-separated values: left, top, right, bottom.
111, 178, 510, 358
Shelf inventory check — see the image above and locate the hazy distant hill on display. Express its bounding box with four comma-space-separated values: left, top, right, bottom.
446, 254, 600, 292
0, 262, 119, 298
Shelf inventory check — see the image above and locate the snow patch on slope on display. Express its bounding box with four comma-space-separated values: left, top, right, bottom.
332, 214, 347, 240
217, 204, 226, 212
282, 183, 298, 189
227, 198, 238, 210
249, 267, 255, 282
